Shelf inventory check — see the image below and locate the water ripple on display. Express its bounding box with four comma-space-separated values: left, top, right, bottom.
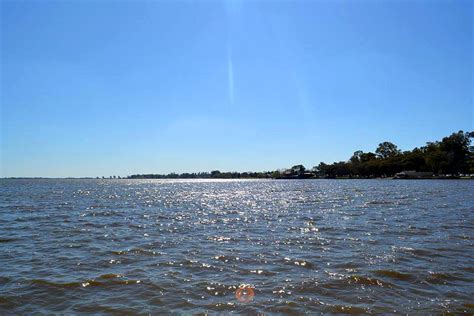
1, 178, 473, 314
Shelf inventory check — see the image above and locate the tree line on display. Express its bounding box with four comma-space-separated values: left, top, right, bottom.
312, 130, 473, 178
127, 130, 473, 179
128, 171, 274, 179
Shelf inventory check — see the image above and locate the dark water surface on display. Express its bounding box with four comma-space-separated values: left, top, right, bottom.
1, 179, 473, 314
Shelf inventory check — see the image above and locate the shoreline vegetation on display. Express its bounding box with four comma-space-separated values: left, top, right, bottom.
4, 131, 473, 180
129, 130, 474, 180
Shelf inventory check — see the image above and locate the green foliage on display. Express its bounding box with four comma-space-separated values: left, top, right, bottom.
376, 142, 401, 159
291, 165, 306, 175
311, 131, 472, 178
271, 170, 281, 178
350, 151, 364, 163
127, 131, 472, 179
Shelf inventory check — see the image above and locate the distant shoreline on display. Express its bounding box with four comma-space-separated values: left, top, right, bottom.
2, 130, 472, 180
2, 177, 473, 180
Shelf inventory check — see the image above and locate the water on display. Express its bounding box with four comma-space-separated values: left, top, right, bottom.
1, 179, 473, 314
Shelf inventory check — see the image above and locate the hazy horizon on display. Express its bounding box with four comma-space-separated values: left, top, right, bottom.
1, 0, 472, 178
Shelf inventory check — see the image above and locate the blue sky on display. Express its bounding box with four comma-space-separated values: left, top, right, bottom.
1, 0, 472, 177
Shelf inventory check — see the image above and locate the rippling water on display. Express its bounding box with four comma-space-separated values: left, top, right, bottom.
1, 179, 473, 314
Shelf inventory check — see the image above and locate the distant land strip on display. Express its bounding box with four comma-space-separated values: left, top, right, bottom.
3, 131, 473, 180
126, 130, 474, 180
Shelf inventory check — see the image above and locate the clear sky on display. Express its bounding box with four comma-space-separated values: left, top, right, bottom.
1, 0, 472, 177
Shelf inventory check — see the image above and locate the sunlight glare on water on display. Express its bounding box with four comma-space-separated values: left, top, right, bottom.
0, 179, 473, 314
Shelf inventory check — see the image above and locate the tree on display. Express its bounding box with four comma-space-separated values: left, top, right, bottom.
314, 162, 328, 177
401, 148, 426, 171
376, 142, 401, 159
271, 170, 281, 178
360, 152, 377, 162
210, 170, 221, 178
421, 131, 472, 174
438, 131, 471, 174
350, 150, 364, 163
291, 165, 306, 175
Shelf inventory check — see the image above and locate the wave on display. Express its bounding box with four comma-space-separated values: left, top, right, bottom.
111, 248, 161, 256
327, 304, 368, 314
0, 238, 17, 243
373, 270, 414, 281
425, 271, 468, 284
366, 200, 394, 205
29, 274, 150, 289
193, 281, 238, 297
346, 275, 395, 287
